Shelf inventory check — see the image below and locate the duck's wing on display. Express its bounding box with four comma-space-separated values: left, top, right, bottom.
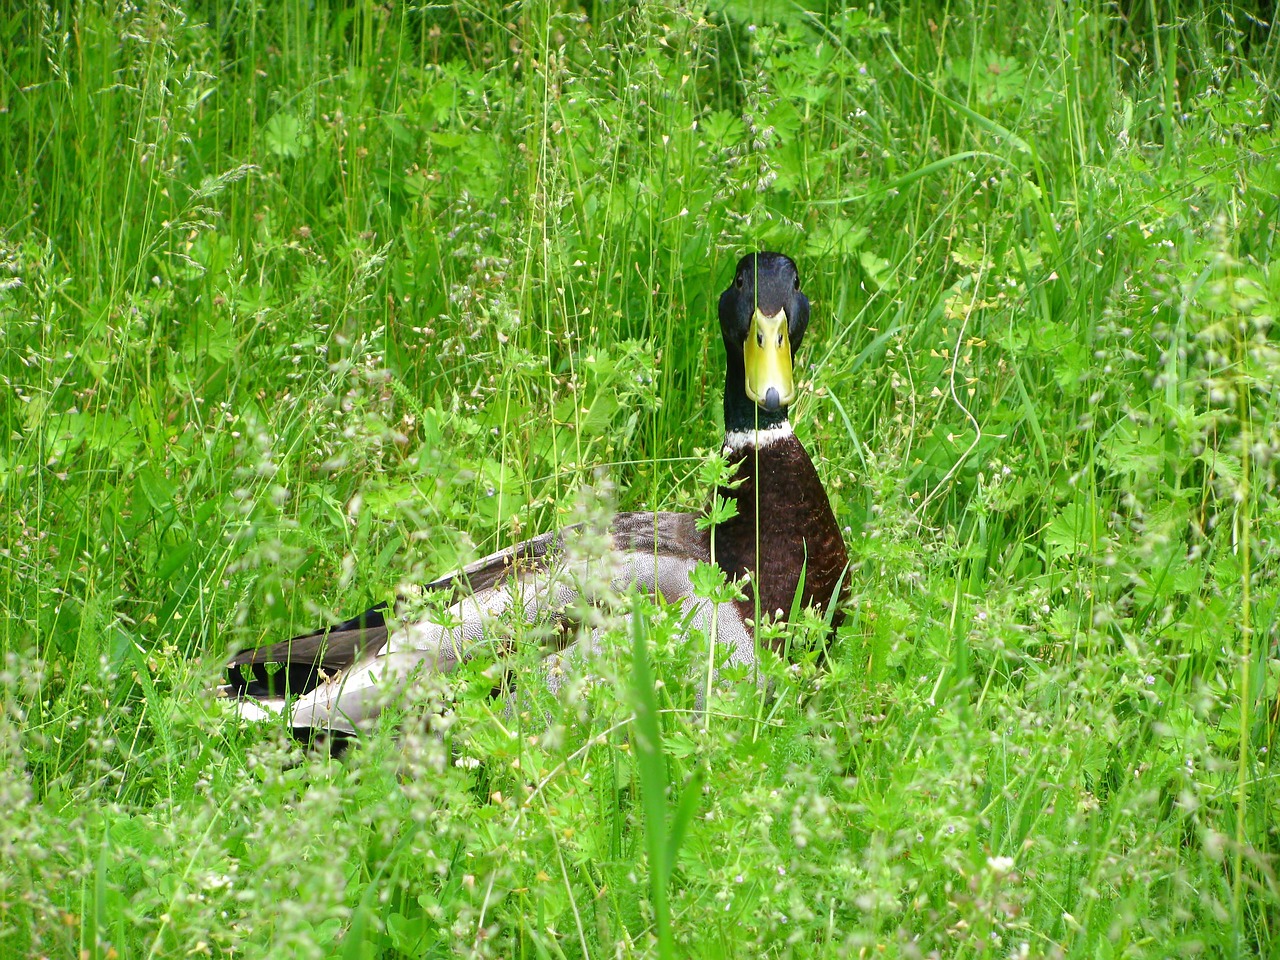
222, 604, 392, 701
221, 513, 716, 707
221, 528, 566, 702
226, 508, 752, 735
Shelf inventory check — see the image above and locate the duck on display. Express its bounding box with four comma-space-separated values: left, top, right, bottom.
222, 252, 848, 736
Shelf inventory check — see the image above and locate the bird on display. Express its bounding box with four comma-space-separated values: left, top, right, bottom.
221, 252, 848, 737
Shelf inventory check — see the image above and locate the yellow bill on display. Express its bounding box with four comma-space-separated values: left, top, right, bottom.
743, 307, 795, 411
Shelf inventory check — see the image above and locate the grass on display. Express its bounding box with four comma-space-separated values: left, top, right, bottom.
1, 0, 1278, 956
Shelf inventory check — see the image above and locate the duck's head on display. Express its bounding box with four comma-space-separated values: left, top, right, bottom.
719, 252, 810, 431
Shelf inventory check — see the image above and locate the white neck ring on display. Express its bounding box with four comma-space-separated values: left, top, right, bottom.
722, 421, 793, 453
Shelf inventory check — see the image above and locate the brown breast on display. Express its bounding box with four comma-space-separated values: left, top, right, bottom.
712, 434, 848, 651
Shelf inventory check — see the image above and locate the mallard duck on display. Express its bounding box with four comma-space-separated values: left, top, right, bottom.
223, 252, 848, 735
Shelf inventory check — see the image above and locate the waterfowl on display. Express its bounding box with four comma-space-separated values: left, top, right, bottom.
222, 252, 848, 736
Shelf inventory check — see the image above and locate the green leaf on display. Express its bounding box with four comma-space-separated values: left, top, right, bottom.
689, 560, 746, 605
859, 249, 896, 291
263, 111, 311, 159
948, 53, 1028, 106
697, 492, 739, 529
702, 109, 747, 148
429, 131, 466, 149
664, 766, 704, 886
630, 612, 674, 959
155, 539, 195, 582
1044, 502, 1103, 560
136, 466, 175, 512
803, 218, 867, 259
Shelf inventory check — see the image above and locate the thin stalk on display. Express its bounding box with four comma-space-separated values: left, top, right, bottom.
705, 522, 717, 730
1232, 329, 1253, 932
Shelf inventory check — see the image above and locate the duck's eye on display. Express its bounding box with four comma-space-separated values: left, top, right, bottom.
736, 273, 745, 290
793, 275, 800, 291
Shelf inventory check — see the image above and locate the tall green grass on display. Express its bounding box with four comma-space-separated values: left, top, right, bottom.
1, 1, 1277, 956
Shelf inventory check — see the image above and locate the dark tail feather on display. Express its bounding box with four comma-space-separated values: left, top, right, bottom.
225, 603, 390, 700
297, 728, 357, 758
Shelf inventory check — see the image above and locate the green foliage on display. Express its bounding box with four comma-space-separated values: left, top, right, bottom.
1, 0, 1278, 956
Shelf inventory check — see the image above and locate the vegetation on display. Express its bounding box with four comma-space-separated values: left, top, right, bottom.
1, 1, 1278, 956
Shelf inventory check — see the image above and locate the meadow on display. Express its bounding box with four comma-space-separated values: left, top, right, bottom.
1, 1, 1278, 956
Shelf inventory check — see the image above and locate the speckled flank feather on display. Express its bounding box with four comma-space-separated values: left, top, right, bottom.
225, 512, 747, 735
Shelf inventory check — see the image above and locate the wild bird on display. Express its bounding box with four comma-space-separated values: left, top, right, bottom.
222, 252, 848, 737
